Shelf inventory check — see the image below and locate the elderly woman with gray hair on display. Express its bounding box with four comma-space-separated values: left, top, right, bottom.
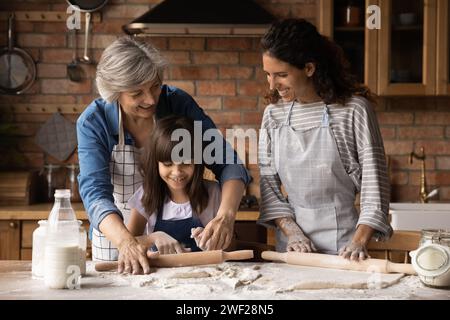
77, 36, 250, 274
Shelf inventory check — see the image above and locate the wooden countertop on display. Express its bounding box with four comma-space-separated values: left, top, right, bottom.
0, 203, 260, 221
1, 260, 449, 300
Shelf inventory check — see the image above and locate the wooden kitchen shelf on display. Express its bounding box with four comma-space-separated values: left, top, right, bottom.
0, 104, 87, 115
0, 203, 260, 221
0, 11, 101, 23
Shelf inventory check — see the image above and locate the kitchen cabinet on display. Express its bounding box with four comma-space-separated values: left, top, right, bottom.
436, 0, 450, 95
319, 0, 379, 93
378, 0, 436, 95
319, 0, 448, 96
0, 221, 20, 260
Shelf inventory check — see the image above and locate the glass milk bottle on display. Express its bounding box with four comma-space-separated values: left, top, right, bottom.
44, 189, 82, 289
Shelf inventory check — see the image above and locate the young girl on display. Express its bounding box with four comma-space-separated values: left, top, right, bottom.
127, 115, 221, 254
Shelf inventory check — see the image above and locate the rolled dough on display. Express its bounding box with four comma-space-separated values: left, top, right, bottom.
257, 263, 404, 291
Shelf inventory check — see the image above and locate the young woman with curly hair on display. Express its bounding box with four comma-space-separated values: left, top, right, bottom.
257, 18, 392, 261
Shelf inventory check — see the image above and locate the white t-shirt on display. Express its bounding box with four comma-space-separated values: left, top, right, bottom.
127, 180, 221, 235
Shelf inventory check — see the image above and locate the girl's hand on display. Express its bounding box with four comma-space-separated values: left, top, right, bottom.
191, 227, 206, 250
152, 231, 190, 254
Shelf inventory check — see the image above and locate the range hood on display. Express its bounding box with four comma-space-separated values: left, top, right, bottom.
123, 0, 276, 37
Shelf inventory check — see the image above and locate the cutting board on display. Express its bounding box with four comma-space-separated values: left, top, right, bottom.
0, 171, 38, 205
35, 112, 77, 162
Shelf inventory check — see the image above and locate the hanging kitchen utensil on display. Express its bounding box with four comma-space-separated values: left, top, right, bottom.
0, 13, 36, 95
66, 0, 109, 64
67, 28, 82, 82
35, 112, 78, 162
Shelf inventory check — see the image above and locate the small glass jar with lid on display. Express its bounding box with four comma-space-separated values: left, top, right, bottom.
419, 229, 450, 247
410, 229, 450, 288
31, 220, 47, 279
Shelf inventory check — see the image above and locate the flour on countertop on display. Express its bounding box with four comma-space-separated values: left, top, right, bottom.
2, 261, 450, 300
94, 262, 405, 298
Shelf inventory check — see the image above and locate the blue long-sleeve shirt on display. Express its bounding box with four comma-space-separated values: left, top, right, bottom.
77, 85, 251, 231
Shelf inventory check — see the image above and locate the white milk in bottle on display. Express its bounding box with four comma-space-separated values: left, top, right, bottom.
44, 189, 83, 289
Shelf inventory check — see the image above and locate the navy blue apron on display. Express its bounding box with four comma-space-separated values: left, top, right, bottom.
151, 206, 204, 252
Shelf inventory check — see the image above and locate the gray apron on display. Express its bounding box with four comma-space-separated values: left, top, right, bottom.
91, 104, 143, 261
274, 102, 358, 254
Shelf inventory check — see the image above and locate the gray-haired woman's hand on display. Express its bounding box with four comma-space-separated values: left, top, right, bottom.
117, 237, 151, 275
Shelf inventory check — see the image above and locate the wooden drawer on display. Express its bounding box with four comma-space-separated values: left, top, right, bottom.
22, 220, 39, 248
0, 220, 20, 260
21, 248, 32, 260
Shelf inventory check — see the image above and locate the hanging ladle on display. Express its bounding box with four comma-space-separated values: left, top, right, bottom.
67, 28, 82, 82
79, 12, 92, 64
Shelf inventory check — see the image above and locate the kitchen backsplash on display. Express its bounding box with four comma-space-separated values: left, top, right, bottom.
0, 0, 449, 203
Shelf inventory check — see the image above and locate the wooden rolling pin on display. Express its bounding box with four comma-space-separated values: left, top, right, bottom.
95, 250, 254, 272
261, 251, 416, 275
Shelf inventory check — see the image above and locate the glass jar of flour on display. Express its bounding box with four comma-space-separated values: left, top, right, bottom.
43, 189, 83, 289
410, 229, 450, 288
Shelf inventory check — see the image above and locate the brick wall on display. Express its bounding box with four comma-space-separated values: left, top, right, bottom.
0, 0, 449, 203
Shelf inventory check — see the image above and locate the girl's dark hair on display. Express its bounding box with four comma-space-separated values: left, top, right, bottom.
140, 115, 208, 217
261, 18, 374, 105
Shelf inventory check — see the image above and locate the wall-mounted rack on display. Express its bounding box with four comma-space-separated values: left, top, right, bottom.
0, 104, 87, 114
0, 11, 101, 23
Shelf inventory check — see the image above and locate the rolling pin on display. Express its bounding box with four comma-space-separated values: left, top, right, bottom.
95, 250, 254, 272
261, 251, 416, 275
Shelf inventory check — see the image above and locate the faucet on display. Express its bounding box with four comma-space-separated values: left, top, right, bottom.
409, 147, 427, 203
409, 147, 439, 203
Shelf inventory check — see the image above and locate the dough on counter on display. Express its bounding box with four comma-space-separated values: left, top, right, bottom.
255, 264, 405, 291
170, 271, 211, 279
217, 264, 262, 289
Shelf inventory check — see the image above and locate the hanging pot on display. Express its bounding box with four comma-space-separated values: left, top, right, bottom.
0, 13, 36, 95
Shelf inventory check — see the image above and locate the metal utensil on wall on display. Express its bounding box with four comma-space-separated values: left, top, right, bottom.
67, 0, 109, 64
67, 29, 82, 82
0, 13, 36, 94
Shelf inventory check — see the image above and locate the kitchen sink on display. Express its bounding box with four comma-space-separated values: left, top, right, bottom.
389, 203, 450, 231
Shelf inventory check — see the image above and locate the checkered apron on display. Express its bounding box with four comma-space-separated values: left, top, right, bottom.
273, 102, 358, 254
91, 105, 143, 261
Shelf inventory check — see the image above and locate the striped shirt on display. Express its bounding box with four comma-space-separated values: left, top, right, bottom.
257, 96, 393, 240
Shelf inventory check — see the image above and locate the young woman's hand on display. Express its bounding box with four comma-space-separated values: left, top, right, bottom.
286, 232, 317, 252
338, 225, 373, 260
275, 216, 317, 253
338, 241, 370, 261
152, 231, 190, 254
